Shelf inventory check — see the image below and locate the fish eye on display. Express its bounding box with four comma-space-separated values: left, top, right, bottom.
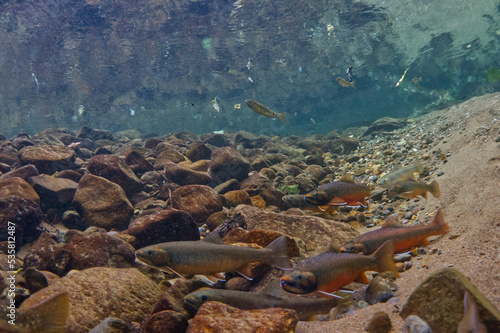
147, 249, 154, 255
200, 295, 208, 303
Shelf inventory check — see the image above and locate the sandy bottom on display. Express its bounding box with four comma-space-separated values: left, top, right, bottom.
296, 92, 500, 332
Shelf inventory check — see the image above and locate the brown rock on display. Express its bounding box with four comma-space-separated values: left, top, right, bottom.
53, 169, 84, 182
0, 176, 40, 203
73, 174, 134, 230
400, 268, 500, 333
304, 164, 326, 181
87, 154, 142, 195
19, 144, 75, 174
186, 302, 297, 333
142, 310, 188, 333
0, 164, 39, 181
208, 147, 251, 184
214, 179, 240, 194
260, 187, 286, 209
164, 162, 212, 186
365, 311, 392, 333
250, 195, 266, 208
77, 126, 113, 141
363, 117, 407, 136
240, 172, 274, 196
20, 267, 160, 333
224, 190, 252, 207
29, 174, 78, 207
233, 205, 359, 256
185, 160, 211, 172
154, 148, 187, 169
186, 142, 212, 162
365, 271, 398, 305
128, 208, 200, 248
171, 185, 223, 224
125, 150, 154, 175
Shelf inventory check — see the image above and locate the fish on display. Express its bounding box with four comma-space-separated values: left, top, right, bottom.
346, 66, 353, 82
0, 292, 69, 333
377, 159, 424, 188
340, 209, 449, 255
135, 234, 292, 282
395, 67, 409, 87
336, 77, 355, 88
387, 179, 441, 199
282, 194, 339, 214
184, 280, 345, 320
457, 291, 487, 333
245, 99, 286, 123
305, 174, 371, 207
280, 240, 398, 297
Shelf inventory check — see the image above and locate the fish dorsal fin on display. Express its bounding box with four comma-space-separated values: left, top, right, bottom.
201, 232, 224, 244
325, 238, 341, 253
339, 173, 354, 183
382, 216, 404, 228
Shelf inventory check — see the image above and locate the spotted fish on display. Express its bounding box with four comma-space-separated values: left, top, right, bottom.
245, 99, 287, 123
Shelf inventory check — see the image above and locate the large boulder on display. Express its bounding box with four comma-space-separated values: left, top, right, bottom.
0, 196, 42, 246
20, 267, 160, 333
400, 268, 500, 333
73, 174, 134, 230
29, 174, 78, 208
0, 176, 40, 203
208, 147, 251, 184
19, 144, 76, 174
86, 154, 142, 195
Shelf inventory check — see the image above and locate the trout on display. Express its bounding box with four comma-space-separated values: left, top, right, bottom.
377, 159, 424, 188
0, 292, 69, 333
184, 280, 345, 320
336, 77, 356, 88
135, 234, 292, 281
280, 240, 398, 297
387, 179, 441, 199
305, 174, 371, 207
340, 209, 449, 255
245, 99, 287, 123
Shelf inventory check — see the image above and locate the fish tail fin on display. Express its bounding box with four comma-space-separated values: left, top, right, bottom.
415, 159, 424, 173
372, 240, 399, 278
279, 113, 287, 124
265, 235, 293, 270
27, 292, 69, 333
351, 80, 356, 88
430, 208, 449, 235
430, 180, 441, 198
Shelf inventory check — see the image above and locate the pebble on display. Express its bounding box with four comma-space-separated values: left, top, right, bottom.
402, 315, 432, 333
437, 171, 444, 176
365, 311, 392, 333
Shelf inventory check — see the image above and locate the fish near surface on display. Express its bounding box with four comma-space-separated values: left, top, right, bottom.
377, 159, 424, 188
280, 240, 398, 297
336, 77, 355, 88
305, 173, 371, 207
245, 99, 287, 123
340, 209, 449, 255
387, 179, 440, 199
0, 292, 69, 333
282, 194, 339, 214
135, 234, 292, 281
457, 291, 487, 333
184, 280, 344, 320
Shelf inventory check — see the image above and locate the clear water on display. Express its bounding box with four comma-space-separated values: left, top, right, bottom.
1, 0, 499, 137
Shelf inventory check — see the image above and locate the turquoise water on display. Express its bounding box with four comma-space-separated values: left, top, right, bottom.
1, 0, 499, 137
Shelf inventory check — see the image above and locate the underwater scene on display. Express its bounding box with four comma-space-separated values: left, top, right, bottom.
1, 0, 500, 332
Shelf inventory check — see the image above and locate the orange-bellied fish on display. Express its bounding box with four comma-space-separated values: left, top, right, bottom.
135, 234, 292, 282
282, 194, 339, 214
457, 291, 487, 333
377, 159, 424, 188
245, 99, 287, 123
387, 179, 441, 199
340, 209, 449, 255
0, 292, 69, 333
280, 240, 398, 297
305, 174, 371, 207
336, 77, 355, 88
184, 280, 345, 320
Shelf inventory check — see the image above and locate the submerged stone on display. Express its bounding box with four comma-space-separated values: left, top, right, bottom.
19, 144, 76, 174
87, 154, 142, 195
170, 185, 223, 224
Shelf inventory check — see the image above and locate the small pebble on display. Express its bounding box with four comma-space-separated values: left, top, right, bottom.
357, 301, 369, 309
393, 253, 412, 263
405, 212, 413, 219
448, 264, 454, 267
437, 171, 444, 176
404, 261, 413, 270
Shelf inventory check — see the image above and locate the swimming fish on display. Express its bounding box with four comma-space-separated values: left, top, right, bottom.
457, 291, 487, 333
305, 174, 371, 207
282, 194, 339, 214
340, 209, 449, 255
336, 77, 355, 88
184, 280, 344, 320
395, 67, 409, 87
135, 234, 292, 282
387, 179, 441, 199
245, 99, 287, 123
0, 292, 69, 333
377, 159, 424, 188
211, 97, 220, 112
280, 240, 398, 297
346, 66, 353, 82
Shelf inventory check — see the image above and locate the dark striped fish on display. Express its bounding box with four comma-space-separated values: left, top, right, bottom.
245, 99, 286, 123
